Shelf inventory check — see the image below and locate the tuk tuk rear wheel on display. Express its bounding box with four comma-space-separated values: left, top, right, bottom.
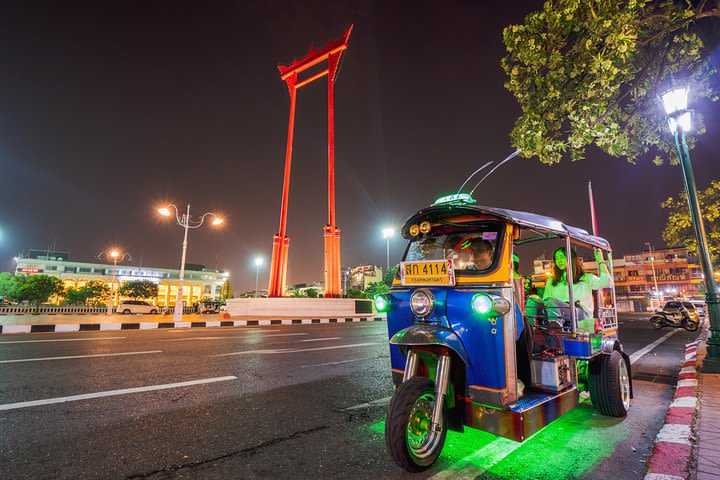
385, 376, 447, 472
588, 350, 630, 417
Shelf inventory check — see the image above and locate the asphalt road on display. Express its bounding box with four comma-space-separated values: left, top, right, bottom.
0, 313, 700, 480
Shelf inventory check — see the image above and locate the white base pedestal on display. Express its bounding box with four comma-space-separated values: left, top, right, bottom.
225, 297, 375, 319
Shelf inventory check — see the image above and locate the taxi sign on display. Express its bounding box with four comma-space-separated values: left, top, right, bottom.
400, 260, 455, 286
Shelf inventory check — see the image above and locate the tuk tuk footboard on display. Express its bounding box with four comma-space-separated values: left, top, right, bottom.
462, 387, 579, 442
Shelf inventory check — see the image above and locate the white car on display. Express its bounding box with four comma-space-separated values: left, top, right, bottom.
116, 300, 159, 315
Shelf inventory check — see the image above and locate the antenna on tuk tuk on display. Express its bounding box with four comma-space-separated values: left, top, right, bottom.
470, 149, 521, 196
457, 161, 494, 194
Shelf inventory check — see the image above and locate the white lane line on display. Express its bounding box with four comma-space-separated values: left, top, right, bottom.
301, 356, 379, 368
160, 332, 309, 342
299, 337, 341, 342
429, 437, 519, 480
629, 329, 678, 365
0, 336, 126, 344
0, 350, 162, 364
345, 396, 393, 410
0, 376, 237, 411
212, 342, 382, 357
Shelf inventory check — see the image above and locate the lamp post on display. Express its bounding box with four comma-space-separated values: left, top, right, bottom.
645, 242, 661, 308
382, 227, 395, 272
98, 249, 131, 315
254, 257, 264, 298
661, 85, 720, 367
159, 204, 224, 322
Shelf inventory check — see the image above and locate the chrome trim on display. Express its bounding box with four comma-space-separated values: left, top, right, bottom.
431, 354, 450, 432
403, 350, 419, 382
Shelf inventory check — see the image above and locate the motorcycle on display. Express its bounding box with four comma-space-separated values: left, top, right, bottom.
650, 307, 699, 332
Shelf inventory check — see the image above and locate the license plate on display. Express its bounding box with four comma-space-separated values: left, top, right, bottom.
400, 260, 455, 286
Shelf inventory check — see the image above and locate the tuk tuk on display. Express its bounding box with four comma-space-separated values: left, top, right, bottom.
376, 193, 632, 472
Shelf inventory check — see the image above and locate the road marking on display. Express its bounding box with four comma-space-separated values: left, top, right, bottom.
0, 336, 126, 344
299, 337, 341, 342
301, 356, 379, 368
0, 376, 237, 411
0, 350, 162, 364
629, 329, 678, 365
345, 396, 393, 410
212, 342, 381, 357
160, 332, 309, 342
429, 437, 520, 480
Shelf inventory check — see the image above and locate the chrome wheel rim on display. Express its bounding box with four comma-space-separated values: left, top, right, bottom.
406, 392, 442, 460
619, 359, 631, 410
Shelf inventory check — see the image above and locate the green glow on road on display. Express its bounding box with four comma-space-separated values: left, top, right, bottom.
368, 399, 629, 479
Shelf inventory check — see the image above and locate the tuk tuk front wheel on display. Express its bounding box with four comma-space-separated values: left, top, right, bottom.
588, 350, 630, 417
385, 376, 447, 472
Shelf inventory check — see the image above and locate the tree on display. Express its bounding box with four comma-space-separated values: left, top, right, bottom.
383, 265, 398, 287
118, 280, 158, 300
82, 280, 110, 306
662, 179, 720, 265
305, 288, 319, 298
503, 1, 719, 165
345, 287, 364, 299
220, 279, 233, 300
364, 281, 390, 299
13, 274, 64, 305
0, 272, 16, 300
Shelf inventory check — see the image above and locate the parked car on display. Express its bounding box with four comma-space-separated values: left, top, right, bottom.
116, 300, 158, 315
199, 300, 224, 314
658, 301, 701, 323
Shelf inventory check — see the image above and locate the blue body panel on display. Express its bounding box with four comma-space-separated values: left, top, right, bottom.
387, 287, 509, 391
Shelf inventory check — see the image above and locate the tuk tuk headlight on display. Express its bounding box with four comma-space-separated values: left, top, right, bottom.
374, 294, 391, 313
472, 293, 510, 317
410, 289, 435, 317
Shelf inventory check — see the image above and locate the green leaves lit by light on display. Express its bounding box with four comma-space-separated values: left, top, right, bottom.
374, 294, 391, 312
432, 193, 476, 206
472, 293, 493, 316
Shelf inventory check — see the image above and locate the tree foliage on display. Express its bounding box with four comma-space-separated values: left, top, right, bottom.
364, 281, 390, 298
503, 0, 719, 165
662, 179, 720, 265
345, 287, 364, 299
382, 265, 399, 287
118, 280, 158, 300
0, 272, 16, 300
13, 274, 64, 305
63, 280, 110, 306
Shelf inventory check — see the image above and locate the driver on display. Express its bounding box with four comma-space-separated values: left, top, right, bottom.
468, 239, 493, 270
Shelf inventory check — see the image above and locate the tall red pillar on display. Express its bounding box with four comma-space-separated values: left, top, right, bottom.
267, 26, 352, 298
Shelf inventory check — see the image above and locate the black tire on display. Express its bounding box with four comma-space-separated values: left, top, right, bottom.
650, 317, 664, 329
150, 309, 158, 315
682, 318, 699, 332
122, 309, 131, 315
588, 350, 630, 417
385, 376, 447, 472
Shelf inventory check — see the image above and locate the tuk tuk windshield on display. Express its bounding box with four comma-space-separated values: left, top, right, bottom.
404, 221, 503, 273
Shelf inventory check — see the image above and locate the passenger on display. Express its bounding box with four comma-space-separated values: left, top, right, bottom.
468, 239, 493, 270
543, 247, 611, 328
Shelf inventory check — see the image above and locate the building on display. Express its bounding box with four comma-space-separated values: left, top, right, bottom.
349, 265, 383, 290
14, 249, 229, 307
532, 247, 703, 312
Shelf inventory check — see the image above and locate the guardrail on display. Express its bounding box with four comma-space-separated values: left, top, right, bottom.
0, 306, 196, 315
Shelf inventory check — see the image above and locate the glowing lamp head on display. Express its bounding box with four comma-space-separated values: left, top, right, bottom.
374, 294, 391, 313
212, 217, 224, 225
472, 293, 511, 317
254, 257, 263, 267
110, 250, 119, 258
661, 87, 688, 116
158, 207, 171, 217
410, 289, 435, 317
382, 228, 395, 239
472, 293, 493, 316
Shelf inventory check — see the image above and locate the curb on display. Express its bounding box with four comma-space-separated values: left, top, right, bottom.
644, 338, 702, 480
0, 317, 386, 334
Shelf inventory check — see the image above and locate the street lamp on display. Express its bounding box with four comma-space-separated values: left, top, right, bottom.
661, 84, 720, 367
254, 257, 264, 298
645, 242, 662, 308
98, 249, 131, 315
382, 227, 395, 272
158, 204, 224, 322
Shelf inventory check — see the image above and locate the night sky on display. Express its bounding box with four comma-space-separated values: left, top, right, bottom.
1, 1, 719, 292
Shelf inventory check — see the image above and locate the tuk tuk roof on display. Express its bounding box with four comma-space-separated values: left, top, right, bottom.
402, 204, 611, 250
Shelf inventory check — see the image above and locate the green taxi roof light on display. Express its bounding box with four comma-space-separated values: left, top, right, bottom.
374, 294, 390, 312
432, 193, 476, 206
472, 293, 493, 316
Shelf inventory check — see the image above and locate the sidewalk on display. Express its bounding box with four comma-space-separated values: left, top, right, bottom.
696, 342, 720, 479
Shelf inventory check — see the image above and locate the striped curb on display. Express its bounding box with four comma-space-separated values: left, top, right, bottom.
0, 317, 386, 334
644, 339, 701, 480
